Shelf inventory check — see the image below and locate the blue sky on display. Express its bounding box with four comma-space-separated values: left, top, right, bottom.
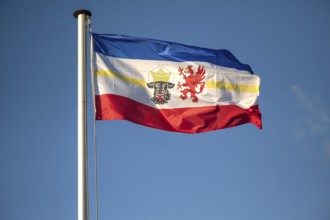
1, 0, 330, 220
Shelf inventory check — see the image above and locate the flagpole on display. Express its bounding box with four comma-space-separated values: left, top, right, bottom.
73, 9, 92, 220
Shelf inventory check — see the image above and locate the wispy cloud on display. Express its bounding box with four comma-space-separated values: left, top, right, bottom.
290, 85, 330, 156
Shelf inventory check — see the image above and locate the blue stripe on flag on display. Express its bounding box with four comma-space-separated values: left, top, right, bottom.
92, 33, 254, 73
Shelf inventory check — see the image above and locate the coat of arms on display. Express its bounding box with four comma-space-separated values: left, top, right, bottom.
177, 65, 206, 103
147, 68, 175, 104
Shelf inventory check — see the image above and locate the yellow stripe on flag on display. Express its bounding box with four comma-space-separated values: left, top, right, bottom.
206, 81, 259, 93
96, 70, 259, 93
96, 70, 146, 88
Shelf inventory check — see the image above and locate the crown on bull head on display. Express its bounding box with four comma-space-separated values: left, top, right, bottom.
151, 68, 171, 82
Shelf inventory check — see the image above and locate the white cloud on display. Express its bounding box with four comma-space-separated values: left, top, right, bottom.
290, 85, 330, 156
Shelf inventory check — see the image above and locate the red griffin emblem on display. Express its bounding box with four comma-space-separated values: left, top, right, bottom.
177, 65, 206, 103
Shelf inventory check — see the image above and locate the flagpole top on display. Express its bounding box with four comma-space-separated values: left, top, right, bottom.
73, 9, 92, 18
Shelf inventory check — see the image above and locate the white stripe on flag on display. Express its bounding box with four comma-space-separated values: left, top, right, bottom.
93, 52, 260, 109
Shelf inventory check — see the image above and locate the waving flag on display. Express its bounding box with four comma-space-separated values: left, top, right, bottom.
92, 33, 262, 133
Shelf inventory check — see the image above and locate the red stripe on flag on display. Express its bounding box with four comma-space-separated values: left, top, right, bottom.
95, 94, 262, 133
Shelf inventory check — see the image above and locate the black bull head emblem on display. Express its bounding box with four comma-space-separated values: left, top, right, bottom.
147, 81, 175, 104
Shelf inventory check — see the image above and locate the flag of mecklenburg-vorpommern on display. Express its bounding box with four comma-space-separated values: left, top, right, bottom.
92, 33, 262, 134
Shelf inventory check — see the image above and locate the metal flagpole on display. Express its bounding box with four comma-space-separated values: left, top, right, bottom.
73, 9, 92, 220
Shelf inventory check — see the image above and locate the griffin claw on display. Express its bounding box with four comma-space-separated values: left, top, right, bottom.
180, 95, 187, 100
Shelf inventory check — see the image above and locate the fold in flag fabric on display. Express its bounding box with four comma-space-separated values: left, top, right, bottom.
92, 33, 262, 134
